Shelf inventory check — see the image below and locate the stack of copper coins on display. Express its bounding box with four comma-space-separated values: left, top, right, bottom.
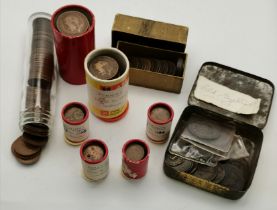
28, 17, 54, 89
129, 56, 184, 76
80, 139, 109, 181
146, 102, 174, 144
51, 4, 95, 85
61, 102, 89, 146
12, 13, 56, 165
122, 139, 150, 179
22, 15, 54, 137
84, 48, 129, 122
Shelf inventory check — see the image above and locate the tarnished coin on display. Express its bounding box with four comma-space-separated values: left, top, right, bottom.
22, 132, 48, 147
125, 143, 145, 161
89, 56, 119, 80
188, 120, 221, 140
192, 164, 218, 181
150, 106, 171, 123
212, 164, 226, 184
64, 106, 85, 122
164, 153, 184, 167
11, 136, 41, 158
220, 163, 246, 191
56, 10, 89, 36
175, 159, 196, 173
83, 145, 104, 161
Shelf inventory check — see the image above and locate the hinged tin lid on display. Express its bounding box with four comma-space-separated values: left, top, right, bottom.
112, 14, 188, 52
188, 62, 274, 129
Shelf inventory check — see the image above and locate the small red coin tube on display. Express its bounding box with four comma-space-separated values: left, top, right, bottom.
146, 102, 174, 144
61, 102, 89, 146
51, 4, 95, 85
122, 139, 150, 179
80, 139, 109, 181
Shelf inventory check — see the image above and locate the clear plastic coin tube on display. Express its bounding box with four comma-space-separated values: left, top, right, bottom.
19, 12, 57, 137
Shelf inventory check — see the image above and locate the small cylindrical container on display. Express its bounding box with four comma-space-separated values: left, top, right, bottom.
84, 48, 129, 122
146, 102, 174, 144
122, 139, 150, 179
80, 139, 109, 181
19, 12, 57, 138
61, 102, 89, 145
51, 4, 95, 85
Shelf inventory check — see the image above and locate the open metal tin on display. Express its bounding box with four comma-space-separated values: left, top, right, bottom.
163, 62, 274, 199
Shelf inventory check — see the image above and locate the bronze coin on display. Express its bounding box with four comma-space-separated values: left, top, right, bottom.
174, 159, 196, 173
22, 132, 48, 147
83, 145, 104, 161
15, 155, 41, 165
56, 10, 89, 36
23, 123, 49, 137
192, 164, 218, 181
219, 163, 246, 191
11, 136, 41, 158
125, 143, 145, 161
212, 164, 226, 184
150, 106, 171, 123
64, 106, 85, 122
89, 56, 119, 80
164, 153, 184, 167
176, 58, 184, 76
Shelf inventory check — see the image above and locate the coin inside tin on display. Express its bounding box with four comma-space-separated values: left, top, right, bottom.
56, 10, 90, 36
83, 144, 105, 161
188, 120, 221, 140
192, 164, 218, 181
88, 56, 119, 80
164, 153, 184, 167
219, 163, 246, 191
64, 105, 85, 122
125, 142, 146, 161
150, 105, 171, 123
211, 164, 226, 184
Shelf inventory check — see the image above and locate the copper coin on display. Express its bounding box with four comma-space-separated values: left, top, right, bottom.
164, 153, 184, 167
192, 164, 218, 181
89, 56, 119, 80
11, 136, 41, 158
125, 143, 145, 161
56, 10, 89, 36
22, 132, 48, 147
150, 106, 171, 123
220, 163, 246, 191
64, 106, 85, 122
83, 145, 104, 161
212, 164, 226, 184
14, 155, 41, 165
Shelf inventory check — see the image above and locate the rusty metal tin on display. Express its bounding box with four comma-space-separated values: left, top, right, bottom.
122, 139, 150, 179
80, 139, 109, 181
61, 102, 89, 146
146, 102, 174, 144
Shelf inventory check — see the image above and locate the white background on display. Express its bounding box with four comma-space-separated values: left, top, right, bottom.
1, 0, 277, 209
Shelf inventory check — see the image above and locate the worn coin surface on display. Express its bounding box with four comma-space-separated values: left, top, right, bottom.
89, 56, 119, 80
188, 120, 221, 140
165, 153, 184, 167
150, 106, 171, 123
220, 163, 246, 191
125, 143, 145, 161
192, 164, 218, 181
83, 145, 104, 161
11, 136, 41, 158
22, 132, 48, 147
212, 164, 226, 184
56, 10, 89, 36
64, 106, 85, 122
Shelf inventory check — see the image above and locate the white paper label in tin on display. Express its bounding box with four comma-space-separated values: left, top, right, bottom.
194, 76, 261, 114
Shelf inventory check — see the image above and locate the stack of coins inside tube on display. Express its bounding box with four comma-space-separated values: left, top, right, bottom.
21, 15, 55, 137
12, 13, 57, 165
